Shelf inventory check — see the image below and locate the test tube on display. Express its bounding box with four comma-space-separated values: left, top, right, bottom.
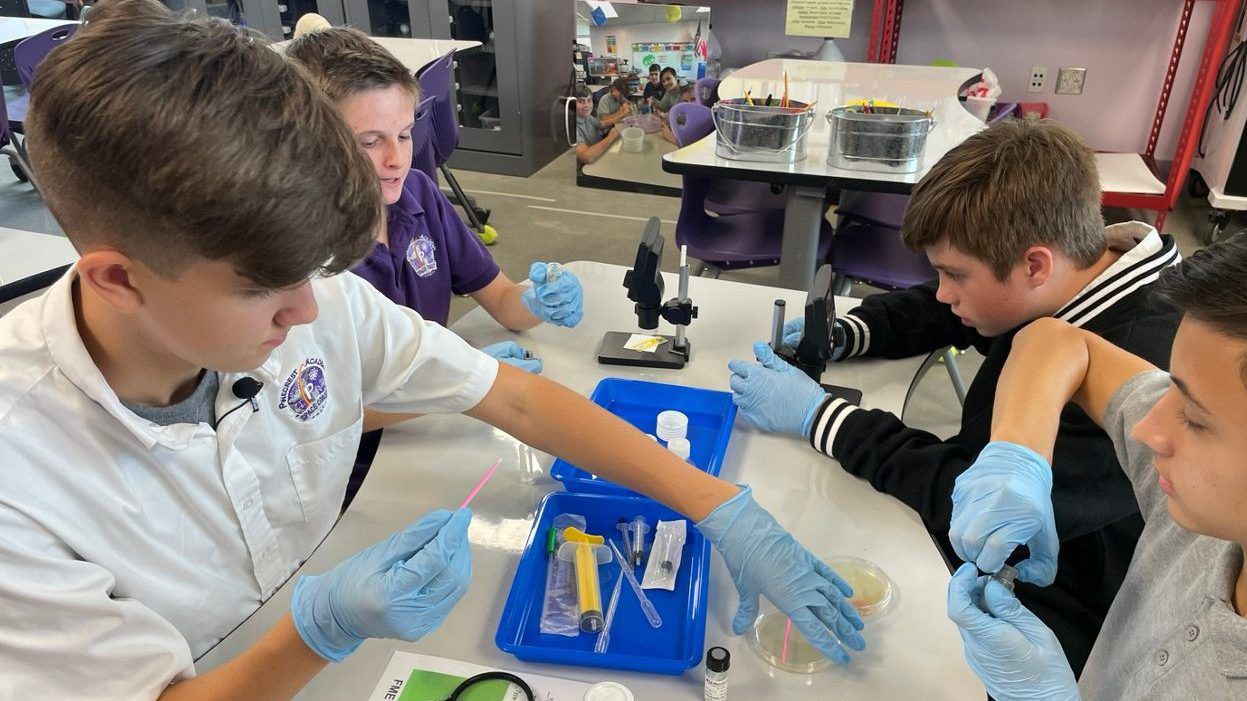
992, 564, 1019, 592
545, 262, 563, 282
770, 299, 786, 351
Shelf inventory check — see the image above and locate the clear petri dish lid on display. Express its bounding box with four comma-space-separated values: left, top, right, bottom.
748, 556, 896, 674
826, 556, 895, 618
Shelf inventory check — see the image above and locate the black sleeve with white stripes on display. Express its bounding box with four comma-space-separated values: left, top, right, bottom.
838, 282, 983, 360
806, 396, 975, 536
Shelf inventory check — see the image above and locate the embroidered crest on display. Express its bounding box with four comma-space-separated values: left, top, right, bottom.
277, 358, 328, 422
406, 235, 438, 278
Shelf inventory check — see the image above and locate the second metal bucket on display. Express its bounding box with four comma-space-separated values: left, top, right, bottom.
826, 106, 935, 173
713, 98, 814, 164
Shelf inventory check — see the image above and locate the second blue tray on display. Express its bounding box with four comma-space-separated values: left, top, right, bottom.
549, 378, 738, 496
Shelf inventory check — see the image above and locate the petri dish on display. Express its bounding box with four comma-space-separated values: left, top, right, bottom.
826, 556, 895, 617
748, 556, 896, 674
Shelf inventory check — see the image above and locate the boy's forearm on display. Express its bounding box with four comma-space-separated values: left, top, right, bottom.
475, 278, 541, 332
467, 365, 737, 520
160, 614, 326, 701
990, 318, 1092, 461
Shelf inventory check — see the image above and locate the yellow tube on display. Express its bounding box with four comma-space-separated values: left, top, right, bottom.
562, 527, 606, 633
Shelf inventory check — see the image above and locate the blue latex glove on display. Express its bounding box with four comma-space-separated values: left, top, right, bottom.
482, 340, 543, 374
949, 442, 1059, 586
779, 316, 847, 359
947, 563, 1079, 701
521, 262, 583, 328
698, 486, 866, 664
291, 508, 473, 662
728, 341, 828, 437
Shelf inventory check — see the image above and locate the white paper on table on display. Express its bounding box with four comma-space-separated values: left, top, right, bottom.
367, 650, 592, 701
1096, 152, 1166, 195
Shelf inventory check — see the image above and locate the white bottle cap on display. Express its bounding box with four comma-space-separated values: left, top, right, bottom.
667, 436, 691, 460
584, 681, 634, 701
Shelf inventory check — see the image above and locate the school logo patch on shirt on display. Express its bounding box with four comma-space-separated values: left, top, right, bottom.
406, 235, 438, 278
278, 358, 329, 422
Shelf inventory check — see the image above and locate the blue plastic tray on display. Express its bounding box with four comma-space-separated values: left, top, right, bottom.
549, 378, 738, 496
494, 491, 709, 675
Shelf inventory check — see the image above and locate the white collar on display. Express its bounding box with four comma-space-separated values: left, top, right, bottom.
1054, 222, 1181, 327
41, 266, 283, 450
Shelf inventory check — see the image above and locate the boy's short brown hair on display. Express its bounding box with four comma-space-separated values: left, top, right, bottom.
901, 119, 1105, 280
285, 26, 419, 104
611, 77, 630, 94
26, 0, 380, 288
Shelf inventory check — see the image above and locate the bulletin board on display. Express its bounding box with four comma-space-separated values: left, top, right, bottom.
632, 42, 699, 80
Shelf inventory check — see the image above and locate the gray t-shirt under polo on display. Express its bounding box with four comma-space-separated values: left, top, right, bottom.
121, 371, 219, 427
597, 92, 625, 118
1078, 371, 1247, 699
576, 114, 603, 146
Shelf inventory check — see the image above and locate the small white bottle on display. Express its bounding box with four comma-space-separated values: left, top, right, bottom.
704, 646, 730, 701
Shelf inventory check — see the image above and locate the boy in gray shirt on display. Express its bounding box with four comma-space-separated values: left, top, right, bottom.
595, 77, 632, 122
573, 84, 620, 164
946, 234, 1247, 699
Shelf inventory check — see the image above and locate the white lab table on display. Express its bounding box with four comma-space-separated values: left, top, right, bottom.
664, 59, 985, 290
581, 130, 683, 194
0, 17, 76, 45
272, 36, 480, 74
198, 261, 983, 700
0, 226, 76, 305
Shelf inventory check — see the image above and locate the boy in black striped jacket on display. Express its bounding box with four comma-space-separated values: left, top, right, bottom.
728, 120, 1183, 676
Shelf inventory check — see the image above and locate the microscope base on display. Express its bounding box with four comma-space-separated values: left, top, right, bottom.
596, 331, 689, 369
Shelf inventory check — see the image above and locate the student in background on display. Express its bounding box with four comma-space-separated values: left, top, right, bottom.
659, 85, 700, 146
642, 62, 664, 104
287, 27, 584, 507
653, 67, 682, 114
595, 77, 633, 122
573, 84, 620, 164
1, 2, 867, 696
728, 120, 1183, 676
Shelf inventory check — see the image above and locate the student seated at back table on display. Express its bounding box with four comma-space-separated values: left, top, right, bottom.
0, 2, 867, 696
947, 236, 1247, 699
728, 119, 1183, 676
573, 84, 621, 165
286, 27, 584, 508
641, 62, 664, 105
659, 84, 699, 145
595, 76, 632, 123
652, 67, 682, 115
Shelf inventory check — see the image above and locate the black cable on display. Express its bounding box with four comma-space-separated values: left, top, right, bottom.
212, 398, 252, 429
439, 671, 534, 701
1199, 1, 1247, 158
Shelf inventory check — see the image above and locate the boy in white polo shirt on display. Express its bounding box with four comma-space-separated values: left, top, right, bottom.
0, 1, 865, 698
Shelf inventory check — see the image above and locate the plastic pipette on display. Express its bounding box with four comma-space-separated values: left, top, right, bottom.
608, 540, 662, 628
458, 458, 502, 509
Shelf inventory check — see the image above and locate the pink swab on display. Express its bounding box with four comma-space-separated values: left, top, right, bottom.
459, 458, 503, 509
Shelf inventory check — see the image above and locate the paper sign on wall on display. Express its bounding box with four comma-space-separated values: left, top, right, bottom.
785, 0, 854, 38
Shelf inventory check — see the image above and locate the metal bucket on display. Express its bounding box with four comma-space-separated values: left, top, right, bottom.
713, 98, 814, 164
826, 106, 935, 173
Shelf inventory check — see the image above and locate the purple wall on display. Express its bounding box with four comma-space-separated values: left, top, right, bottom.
709, 0, 1216, 159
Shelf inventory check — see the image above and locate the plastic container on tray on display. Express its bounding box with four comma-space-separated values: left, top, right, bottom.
549, 378, 738, 496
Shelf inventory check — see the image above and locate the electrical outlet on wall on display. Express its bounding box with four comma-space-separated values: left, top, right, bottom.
1028, 66, 1047, 93
1056, 67, 1087, 95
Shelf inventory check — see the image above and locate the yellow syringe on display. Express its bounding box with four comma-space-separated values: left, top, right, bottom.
558, 527, 612, 633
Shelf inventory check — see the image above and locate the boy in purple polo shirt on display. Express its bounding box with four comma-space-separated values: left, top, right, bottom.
288, 27, 582, 372
288, 28, 584, 504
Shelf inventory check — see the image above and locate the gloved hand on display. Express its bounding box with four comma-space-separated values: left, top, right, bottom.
698, 486, 866, 664
522, 261, 583, 328
482, 341, 542, 374
291, 508, 473, 662
779, 316, 847, 360
947, 563, 1079, 701
728, 341, 828, 437
949, 442, 1059, 586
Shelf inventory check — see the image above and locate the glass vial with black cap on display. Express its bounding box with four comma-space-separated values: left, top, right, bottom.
704, 646, 730, 701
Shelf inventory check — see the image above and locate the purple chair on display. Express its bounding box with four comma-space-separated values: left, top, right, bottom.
668, 102, 786, 216
411, 94, 437, 183
416, 50, 494, 241
694, 77, 720, 107
14, 23, 77, 90
1, 86, 35, 188
830, 214, 968, 405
